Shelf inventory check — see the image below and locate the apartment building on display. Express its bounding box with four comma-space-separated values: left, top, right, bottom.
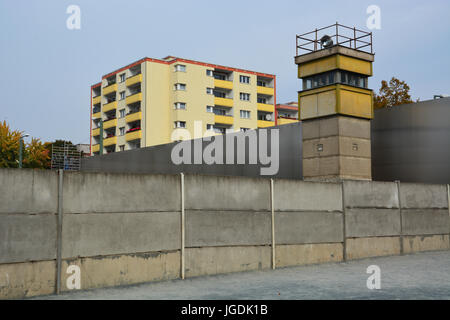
90, 56, 276, 155
275, 102, 299, 125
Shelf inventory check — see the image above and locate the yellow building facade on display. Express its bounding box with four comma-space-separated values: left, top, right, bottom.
90, 56, 276, 155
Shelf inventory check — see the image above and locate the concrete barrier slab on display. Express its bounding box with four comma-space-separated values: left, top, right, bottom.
274, 180, 342, 212
276, 243, 343, 268
345, 209, 401, 238
403, 235, 449, 254
62, 212, 180, 259
401, 209, 450, 236
184, 175, 270, 211
186, 211, 271, 247
0, 169, 58, 214
346, 236, 401, 260
62, 172, 181, 214
343, 181, 399, 208
275, 211, 343, 244
399, 183, 448, 209
0, 214, 57, 264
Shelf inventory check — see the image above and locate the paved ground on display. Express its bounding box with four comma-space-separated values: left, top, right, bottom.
34, 251, 450, 300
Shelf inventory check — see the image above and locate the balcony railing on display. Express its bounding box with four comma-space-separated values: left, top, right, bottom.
126, 111, 142, 123
103, 83, 117, 96
126, 73, 142, 87
214, 79, 233, 90
257, 86, 274, 96
257, 103, 274, 113
126, 129, 142, 142
103, 101, 117, 113
214, 115, 234, 125
214, 97, 233, 107
126, 92, 142, 105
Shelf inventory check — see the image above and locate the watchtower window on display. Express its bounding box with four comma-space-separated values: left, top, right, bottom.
302, 70, 368, 91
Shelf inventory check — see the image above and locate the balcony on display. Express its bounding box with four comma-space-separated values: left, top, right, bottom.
103, 118, 117, 130
126, 111, 142, 123
92, 128, 100, 137
214, 115, 234, 125
93, 95, 101, 105
92, 112, 101, 119
257, 120, 275, 128
126, 73, 142, 87
103, 83, 117, 96
257, 103, 274, 113
126, 92, 142, 105
257, 86, 274, 96
103, 101, 117, 113
214, 79, 233, 90
214, 97, 233, 107
278, 118, 298, 125
126, 129, 142, 141
103, 136, 117, 147
92, 144, 100, 153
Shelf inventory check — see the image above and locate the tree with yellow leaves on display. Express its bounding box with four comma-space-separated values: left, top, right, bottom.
374, 77, 415, 109
0, 120, 50, 169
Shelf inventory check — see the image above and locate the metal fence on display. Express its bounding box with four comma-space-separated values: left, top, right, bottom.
51, 143, 81, 171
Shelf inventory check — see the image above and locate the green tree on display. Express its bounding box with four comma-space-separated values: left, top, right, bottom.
374, 77, 414, 109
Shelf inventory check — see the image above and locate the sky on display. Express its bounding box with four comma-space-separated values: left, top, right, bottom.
1, 0, 449, 144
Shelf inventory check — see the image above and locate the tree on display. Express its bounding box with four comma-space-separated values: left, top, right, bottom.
0, 120, 21, 168
22, 138, 50, 169
374, 77, 414, 109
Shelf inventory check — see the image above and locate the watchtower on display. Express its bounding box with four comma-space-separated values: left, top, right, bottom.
295, 23, 374, 181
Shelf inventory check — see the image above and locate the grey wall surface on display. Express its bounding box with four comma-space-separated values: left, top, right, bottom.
82, 123, 302, 179
82, 98, 450, 184
1, 168, 449, 298
372, 97, 450, 184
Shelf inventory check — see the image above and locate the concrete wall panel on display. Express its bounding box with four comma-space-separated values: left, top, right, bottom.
0, 169, 58, 214
61, 251, 180, 292
346, 236, 401, 260
276, 243, 343, 268
185, 211, 271, 247
0, 260, 56, 299
345, 209, 401, 238
403, 235, 449, 254
62, 172, 181, 214
399, 183, 448, 209
401, 209, 450, 236
185, 246, 271, 277
275, 211, 343, 244
274, 180, 342, 212
62, 212, 180, 259
185, 175, 270, 211
0, 214, 57, 264
343, 181, 399, 208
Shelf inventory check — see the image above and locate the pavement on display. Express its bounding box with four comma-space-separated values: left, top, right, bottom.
33, 251, 450, 300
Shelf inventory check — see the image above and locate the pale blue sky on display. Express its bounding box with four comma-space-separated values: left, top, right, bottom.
1, 0, 449, 144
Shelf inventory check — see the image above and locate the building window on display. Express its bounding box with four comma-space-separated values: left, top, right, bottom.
207, 124, 213, 131
174, 83, 186, 91
119, 91, 126, 100
120, 73, 126, 83
119, 127, 125, 136
119, 145, 125, 151
174, 102, 186, 110
257, 80, 267, 87
240, 75, 250, 84
240, 110, 251, 119
119, 109, 126, 118
174, 121, 186, 128
240, 93, 250, 101
206, 70, 213, 77
174, 64, 186, 72
257, 97, 267, 104
206, 87, 214, 95
240, 128, 250, 132
206, 106, 214, 113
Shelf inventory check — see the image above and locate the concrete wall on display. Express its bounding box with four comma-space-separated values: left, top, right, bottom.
1, 168, 449, 299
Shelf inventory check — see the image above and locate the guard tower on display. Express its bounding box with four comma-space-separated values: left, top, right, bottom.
295, 23, 374, 181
